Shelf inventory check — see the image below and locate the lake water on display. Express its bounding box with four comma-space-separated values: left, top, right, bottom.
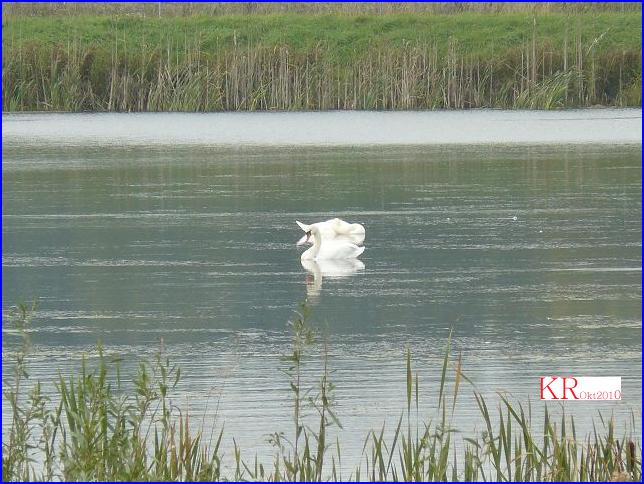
2, 110, 642, 471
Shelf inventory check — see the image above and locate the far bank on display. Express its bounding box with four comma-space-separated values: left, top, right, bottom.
2, 9, 641, 111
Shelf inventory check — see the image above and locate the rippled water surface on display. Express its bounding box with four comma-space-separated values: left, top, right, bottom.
2, 111, 642, 467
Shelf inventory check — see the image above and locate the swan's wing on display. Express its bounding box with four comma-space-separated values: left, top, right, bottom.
314, 219, 366, 244
328, 233, 362, 245
331, 220, 365, 241
311, 221, 341, 241
297, 219, 365, 245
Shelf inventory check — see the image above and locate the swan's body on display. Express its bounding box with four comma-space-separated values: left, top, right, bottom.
296, 218, 365, 246
300, 224, 365, 260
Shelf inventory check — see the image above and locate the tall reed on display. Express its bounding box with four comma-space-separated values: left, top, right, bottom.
2, 23, 640, 111
2, 303, 224, 481
2, 303, 641, 481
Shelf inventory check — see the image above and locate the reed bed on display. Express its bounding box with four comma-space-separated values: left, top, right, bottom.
2, 11, 641, 111
2, 302, 641, 481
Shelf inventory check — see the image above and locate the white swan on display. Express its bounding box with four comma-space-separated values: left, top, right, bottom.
300, 224, 365, 260
296, 218, 365, 246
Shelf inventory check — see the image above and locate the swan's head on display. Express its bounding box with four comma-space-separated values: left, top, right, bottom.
296, 220, 315, 246
303, 227, 320, 242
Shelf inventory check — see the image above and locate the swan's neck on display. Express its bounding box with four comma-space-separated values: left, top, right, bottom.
302, 232, 321, 260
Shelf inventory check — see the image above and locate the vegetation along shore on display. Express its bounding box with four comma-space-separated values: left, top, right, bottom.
1, 2, 641, 111
2, 303, 641, 481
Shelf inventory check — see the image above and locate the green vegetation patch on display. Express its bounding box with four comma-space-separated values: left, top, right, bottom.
3, 12, 640, 57
2, 10, 641, 111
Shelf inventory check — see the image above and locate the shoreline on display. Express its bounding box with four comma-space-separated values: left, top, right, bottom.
3, 105, 641, 115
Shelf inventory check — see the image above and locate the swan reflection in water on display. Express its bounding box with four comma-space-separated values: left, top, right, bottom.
301, 258, 365, 303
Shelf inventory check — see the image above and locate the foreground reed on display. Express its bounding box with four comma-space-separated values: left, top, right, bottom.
2, 303, 641, 481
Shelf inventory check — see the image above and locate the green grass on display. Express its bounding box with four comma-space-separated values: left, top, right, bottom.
2, 302, 641, 481
3, 12, 640, 59
2, 10, 640, 111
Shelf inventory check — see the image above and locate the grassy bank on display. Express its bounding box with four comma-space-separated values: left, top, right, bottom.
3, 303, 641, 482
2, 6, 641, 111
3, 2, 642, 16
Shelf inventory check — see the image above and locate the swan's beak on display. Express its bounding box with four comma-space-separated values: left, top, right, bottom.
296, 234, 309, 246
